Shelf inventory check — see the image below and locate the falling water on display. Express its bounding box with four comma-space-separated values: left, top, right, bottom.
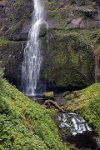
58, 112, 100, 149
58, 112, 92, 136
22, 0, 47, 95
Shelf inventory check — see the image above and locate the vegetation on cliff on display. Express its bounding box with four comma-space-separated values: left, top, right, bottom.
42, 29, 100, 89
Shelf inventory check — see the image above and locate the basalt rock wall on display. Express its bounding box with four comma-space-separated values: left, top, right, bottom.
0, 0, 100, 89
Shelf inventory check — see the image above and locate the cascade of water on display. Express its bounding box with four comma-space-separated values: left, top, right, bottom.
22, 0, 47, 96
58, 112, 92, 136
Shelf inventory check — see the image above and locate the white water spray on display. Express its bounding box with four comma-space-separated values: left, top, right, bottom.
58, 112, 92, 136
22, 0, 47, 95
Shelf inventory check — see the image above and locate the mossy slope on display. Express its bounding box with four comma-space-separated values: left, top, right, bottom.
0, 73, 68, 150
66, 83, 100, 135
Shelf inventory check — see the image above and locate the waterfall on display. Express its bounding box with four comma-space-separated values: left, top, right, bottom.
58, 112, 92, 136
22, 0, 47, 96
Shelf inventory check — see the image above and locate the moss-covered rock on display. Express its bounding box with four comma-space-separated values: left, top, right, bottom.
41, 29, 97, 90
43, 91, 54, 99
65, 83, 100, 135
0, 72, 68, 150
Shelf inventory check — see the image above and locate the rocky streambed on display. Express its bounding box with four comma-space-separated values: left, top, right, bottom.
28, 88, 100, 150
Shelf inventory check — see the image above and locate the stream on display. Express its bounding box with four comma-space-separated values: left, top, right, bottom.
58, 111, 99, 150
58, 112, 92, 136
29, 95, 100, 150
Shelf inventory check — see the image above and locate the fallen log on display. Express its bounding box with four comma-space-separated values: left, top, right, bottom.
44, 100, 64, 112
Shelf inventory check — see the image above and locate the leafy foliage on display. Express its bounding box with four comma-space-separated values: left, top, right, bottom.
0, 71, 68, 150
66, 83, 100, 135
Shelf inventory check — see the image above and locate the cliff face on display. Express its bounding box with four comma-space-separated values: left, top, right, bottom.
0, 0, 100, 89
41, 0, 100, 90
45, 0, 100, 29
0, 0, 32, 86
0, 0, 32, 40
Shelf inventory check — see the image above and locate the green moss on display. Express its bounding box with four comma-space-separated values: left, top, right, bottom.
13, 0, 24, 9
47, 109, 58, 121
42, 29, 95, 88
44, 0, 67, 28
0, 38, 15, 46
0, 72, 68, 149
0, 37, 22, 55
0, 38, 21, 48
66, 83, 100, 135
7, 0, 32, 21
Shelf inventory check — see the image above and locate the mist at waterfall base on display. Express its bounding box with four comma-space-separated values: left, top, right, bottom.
21, 0, 47, 96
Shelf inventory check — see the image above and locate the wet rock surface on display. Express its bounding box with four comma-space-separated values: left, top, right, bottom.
57, 111, 100, 150
46, 0, 100, 29
58, 112, 92, 135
